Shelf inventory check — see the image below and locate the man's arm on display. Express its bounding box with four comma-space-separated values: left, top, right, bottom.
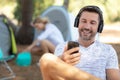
40, 53, 101, 80
106, 45, 120, 80
106, 69, 120, 80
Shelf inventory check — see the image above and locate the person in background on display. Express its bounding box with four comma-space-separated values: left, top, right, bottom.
39, 5, 120, 80
25, 17, 64, 56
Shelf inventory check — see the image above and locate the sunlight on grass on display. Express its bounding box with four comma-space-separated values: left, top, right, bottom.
100, 36, 120, 44
100, 23, 120, 44
0, 3, 16, 19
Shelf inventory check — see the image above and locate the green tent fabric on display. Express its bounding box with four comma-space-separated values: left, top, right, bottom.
3, 18, 17, 55
9, 27, 17, 54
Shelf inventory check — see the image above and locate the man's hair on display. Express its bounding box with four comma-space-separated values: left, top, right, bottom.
74, 5, 104, 33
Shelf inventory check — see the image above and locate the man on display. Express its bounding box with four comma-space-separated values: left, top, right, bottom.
39, 5, 120, 80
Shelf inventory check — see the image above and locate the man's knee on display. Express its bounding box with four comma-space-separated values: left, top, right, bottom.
39, 53, 57, 67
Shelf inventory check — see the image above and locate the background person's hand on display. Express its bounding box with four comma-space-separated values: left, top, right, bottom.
23, 47, 31, 52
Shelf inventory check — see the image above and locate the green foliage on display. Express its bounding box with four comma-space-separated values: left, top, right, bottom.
13, 0, 22, 25
13, 0, 54, 24
33, 0, 54, 19
69, 0, 105, 15
111, 11, 120, 22
68, 0, 120, 23
0, 0, 16, 7
1, 0, 120, 24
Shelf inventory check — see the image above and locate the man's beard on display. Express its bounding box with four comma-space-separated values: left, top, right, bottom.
79, 28, 96, 41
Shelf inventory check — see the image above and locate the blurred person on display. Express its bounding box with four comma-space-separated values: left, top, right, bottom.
25, 17, 64, 56
39, 5, 120, 80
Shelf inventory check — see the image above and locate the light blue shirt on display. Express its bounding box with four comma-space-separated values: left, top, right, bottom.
36, 23, 64, 46
54, 40, 119, 80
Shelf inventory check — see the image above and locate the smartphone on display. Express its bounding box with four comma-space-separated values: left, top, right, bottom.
67, 41, 79, 54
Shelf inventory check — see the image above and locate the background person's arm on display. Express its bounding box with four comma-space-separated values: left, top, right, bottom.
24, 39, 40, 52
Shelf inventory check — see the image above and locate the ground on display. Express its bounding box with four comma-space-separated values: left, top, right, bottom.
1, 23, 120, 80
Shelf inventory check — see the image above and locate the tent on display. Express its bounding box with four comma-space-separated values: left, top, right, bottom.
41, 6, 73, 41
0, 15, 17, 58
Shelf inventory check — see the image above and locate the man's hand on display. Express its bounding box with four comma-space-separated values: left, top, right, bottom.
61, 45, 81, 65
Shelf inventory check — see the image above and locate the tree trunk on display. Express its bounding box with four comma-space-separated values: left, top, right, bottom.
63, 0, 69, 10
16, 0, 34, 45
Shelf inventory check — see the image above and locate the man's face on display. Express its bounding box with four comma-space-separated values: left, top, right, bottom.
78, 11, 99, 41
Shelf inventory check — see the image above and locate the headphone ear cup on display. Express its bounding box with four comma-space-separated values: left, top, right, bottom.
74, 17, 79, 28
98, 20, 103, 33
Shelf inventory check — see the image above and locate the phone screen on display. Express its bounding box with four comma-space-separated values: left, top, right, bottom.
68, 41, 79, 54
